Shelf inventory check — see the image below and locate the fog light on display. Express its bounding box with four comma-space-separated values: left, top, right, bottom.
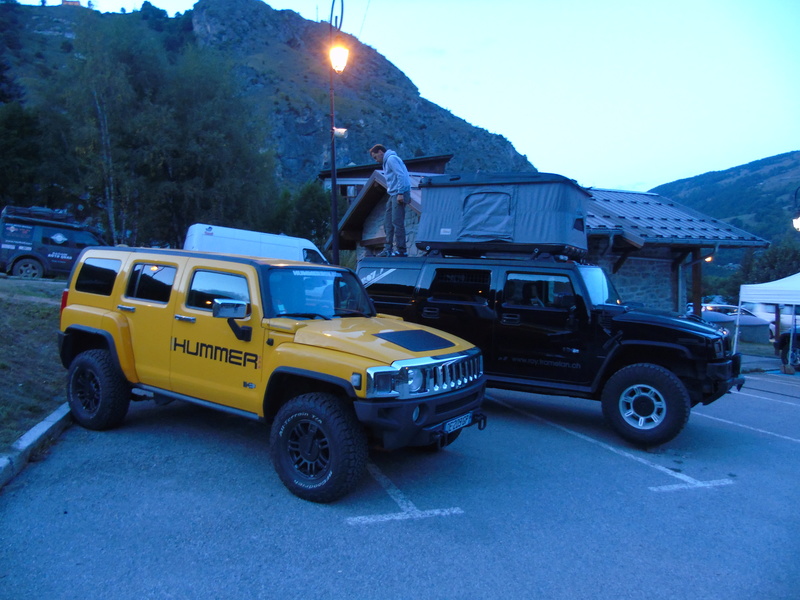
412, 405, 421, 423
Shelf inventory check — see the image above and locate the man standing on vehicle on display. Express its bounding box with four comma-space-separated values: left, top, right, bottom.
369, 144, 410, 257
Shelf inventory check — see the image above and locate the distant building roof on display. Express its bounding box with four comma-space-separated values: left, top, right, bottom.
586, 188, 769, 249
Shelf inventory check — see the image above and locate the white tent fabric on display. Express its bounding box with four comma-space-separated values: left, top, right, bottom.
739, 272, 800, 304
737, 272, 800, 360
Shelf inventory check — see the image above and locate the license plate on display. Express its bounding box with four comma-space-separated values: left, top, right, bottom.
444, 412, 472, 434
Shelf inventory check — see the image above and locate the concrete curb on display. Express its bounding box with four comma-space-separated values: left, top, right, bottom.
0, 402, 72, 491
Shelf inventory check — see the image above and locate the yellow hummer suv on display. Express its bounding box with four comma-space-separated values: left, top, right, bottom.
58, 248, 486, 502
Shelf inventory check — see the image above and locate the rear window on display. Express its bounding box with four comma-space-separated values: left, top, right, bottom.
75, 258, 121, 296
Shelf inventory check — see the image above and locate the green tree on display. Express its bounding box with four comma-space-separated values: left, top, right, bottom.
138, 45, 277, 246
23, 10, 281, 246
59, 13, 168, 243
0, 55, 24, 103
288, 181, 331, 252
749, 241, 800, 283
0, 102, 40, 204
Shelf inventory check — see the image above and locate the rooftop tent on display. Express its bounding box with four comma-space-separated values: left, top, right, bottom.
416, 173, 590, 256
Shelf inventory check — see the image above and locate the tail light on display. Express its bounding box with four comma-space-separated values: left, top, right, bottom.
60, 288, 69, 316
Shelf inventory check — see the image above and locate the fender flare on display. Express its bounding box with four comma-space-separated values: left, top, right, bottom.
59, 325, 126, 379
266, 366, 357, 400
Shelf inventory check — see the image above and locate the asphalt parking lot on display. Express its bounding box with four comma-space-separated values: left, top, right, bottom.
1, 372, 799, 600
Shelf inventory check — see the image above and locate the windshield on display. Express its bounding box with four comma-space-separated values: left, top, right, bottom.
264, 267, 375, 319
578, 265, 622, 306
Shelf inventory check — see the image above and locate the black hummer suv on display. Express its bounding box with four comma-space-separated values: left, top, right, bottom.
358, 253, 743, 446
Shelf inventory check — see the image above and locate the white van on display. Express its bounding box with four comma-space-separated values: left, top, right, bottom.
741, 302, 800, 339
183, 224, 328, 264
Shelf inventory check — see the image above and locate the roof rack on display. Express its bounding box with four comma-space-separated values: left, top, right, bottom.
418, 243, 586, 261
2, 205, 77, 225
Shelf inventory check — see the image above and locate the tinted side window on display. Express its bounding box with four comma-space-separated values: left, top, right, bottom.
430, 269, 491, 304
73, 230, 103, 249
41, 227, 70, 246
2, 222, 34, 242
360, 266, 418, 300
503, 273, 575, 309
187, 270, 250, 311
303, 248, 327, 264
75, 258, 122, 295
126, 263, 177, 303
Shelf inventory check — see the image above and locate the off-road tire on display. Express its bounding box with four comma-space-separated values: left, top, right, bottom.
67, 349, 131, 430
270, 392, 367, 503
12, 258, 44, 278
601, 363, 691, 446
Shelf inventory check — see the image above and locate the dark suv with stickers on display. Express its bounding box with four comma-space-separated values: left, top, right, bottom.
59, 247, 486, 502
358, 253, 743, 446
0, 206, 107, 278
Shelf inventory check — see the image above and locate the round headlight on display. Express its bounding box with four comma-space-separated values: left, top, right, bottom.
407, 367, 425, 393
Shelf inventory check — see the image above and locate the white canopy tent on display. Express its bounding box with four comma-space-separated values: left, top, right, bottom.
737, 272, 800, 359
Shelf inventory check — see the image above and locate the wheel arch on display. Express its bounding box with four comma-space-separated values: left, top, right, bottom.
263, 367, 356, 422
60, 326, 124, 376
600, 341, 697, 399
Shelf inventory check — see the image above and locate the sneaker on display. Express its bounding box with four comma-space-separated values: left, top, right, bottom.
377, 249, 392, 257
392, 251, 408, 257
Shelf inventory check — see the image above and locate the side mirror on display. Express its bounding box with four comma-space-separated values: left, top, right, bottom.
213, 299, 252, 342
213, 299, 249, 319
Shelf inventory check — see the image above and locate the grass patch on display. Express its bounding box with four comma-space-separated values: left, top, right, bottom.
0, 278, 66, 450
738, 340, 778, 358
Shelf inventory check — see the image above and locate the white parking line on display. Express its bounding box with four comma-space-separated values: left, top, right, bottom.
346, 462, 465, 525
694, 412, 800, 443
487, 395, 734, 493
733, 390, 799, 407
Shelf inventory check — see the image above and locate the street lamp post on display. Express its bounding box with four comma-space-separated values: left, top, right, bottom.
328, 1, 347, 265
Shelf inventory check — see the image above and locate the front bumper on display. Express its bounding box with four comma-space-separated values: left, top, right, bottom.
702, 353, 744, 405
353, 380, 486, 450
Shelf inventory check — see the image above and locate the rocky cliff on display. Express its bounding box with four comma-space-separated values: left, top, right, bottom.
4, 0, 534, 186
190, 0, 536, 183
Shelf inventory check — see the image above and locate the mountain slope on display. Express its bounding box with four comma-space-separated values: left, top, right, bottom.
650, 150, 800, 244
5, 0, 535, 186
191, 0, 535, 182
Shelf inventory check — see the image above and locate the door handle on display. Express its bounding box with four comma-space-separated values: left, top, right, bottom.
174, 314, 196, 323
117, 305, 135, 313
501, 313, 520, 325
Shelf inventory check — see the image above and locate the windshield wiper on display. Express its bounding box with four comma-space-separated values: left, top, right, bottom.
334, 308, 369, 317
276, 312, 331, 320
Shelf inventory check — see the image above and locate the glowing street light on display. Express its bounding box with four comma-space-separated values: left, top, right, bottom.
330, 42, 349, 74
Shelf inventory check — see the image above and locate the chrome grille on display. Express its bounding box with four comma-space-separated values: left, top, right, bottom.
429, 352, 483, 392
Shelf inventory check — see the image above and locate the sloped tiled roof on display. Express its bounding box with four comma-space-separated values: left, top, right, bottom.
587, 189, 769, 249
